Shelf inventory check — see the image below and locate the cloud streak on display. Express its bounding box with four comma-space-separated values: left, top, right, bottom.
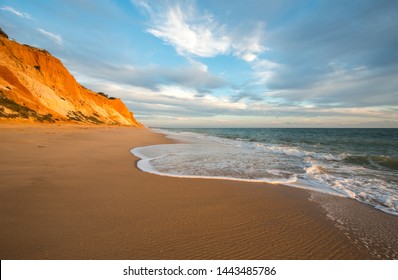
232, 23, 267, 62
139, 0, 268, 62
80, 76, 398, 126
69, 58, 226, 93
37, 28, 63, 45
0, 6, 32, 19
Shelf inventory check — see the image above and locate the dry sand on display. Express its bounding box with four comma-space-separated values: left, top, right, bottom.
1, 124, 397, 259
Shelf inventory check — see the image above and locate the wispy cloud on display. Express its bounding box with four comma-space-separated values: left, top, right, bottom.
69, 58, 225, 93
138, 0, 268, 62
132, 0, 152, 14
0, 6, 32, 19
271, 65, 398, 108
80, 79, 247, 116
252, 59, 282, 85
37, 28, 62, 45
134, 0, 278, 102
146, 3, 230, 57
76, 70, 398, 127
232, 23, 267, 62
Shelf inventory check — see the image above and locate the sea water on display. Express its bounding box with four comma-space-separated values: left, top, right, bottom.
131, 128, 398, 216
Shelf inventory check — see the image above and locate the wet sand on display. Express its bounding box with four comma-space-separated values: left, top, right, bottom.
0, 124, 397, 259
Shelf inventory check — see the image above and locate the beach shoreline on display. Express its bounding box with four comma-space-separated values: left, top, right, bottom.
1, 123, 397, 259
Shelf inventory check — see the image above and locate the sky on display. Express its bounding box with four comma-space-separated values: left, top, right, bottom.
1, 0, 397, 127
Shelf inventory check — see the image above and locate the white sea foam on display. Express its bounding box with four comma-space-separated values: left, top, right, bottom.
131, 128, 398, 216
131, 145, 328, 190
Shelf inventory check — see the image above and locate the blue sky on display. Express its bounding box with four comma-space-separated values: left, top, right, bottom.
1, 0, 397, 127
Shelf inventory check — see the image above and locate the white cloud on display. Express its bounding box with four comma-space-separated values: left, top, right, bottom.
152, 84, 247, 110
188, 58, 208, 72
77, 73, 397, 127
140, 0, 268, 62
68, 58, 225, 91
81, 77, 247, 114
146, 3, 230, 57
136, 1, 279, 90
0, 6, 32, 19
37, 28, 63, 45
252, 59, 282, 85
270, 64, 398, 107
131, 0, 152, 14
233, 23, 267, 62
157, 85, 197, 100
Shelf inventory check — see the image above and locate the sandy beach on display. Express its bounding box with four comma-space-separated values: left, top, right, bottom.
1, 124, 397, 259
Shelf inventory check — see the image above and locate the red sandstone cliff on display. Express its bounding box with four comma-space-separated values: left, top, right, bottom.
0, 29, 142, 126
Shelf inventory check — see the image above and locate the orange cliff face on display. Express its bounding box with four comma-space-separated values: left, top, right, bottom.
0, 30, 143, 126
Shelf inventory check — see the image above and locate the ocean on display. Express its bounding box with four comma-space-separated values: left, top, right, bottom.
131, 128, 398, 216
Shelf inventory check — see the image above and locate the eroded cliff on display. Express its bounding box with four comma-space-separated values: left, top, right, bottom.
0, 29, 142, 126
